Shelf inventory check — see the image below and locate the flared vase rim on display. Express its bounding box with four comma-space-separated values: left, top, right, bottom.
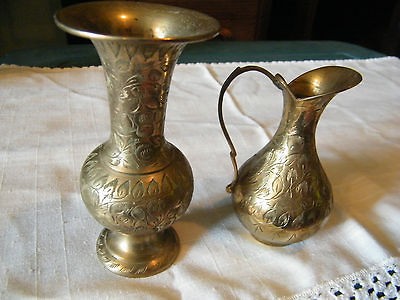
54, 1, 220, 43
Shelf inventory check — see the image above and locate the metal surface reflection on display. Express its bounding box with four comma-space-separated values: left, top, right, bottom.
55, 1, 219, 277
219, 65, 362, 246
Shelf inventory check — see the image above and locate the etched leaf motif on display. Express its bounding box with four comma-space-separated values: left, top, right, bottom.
92, 175, 108, 189
277, 211, 291, 228
130, 206, 146, 220
162, 175, 174, 194
108, 41, 121, 58
115, 180, 130, 199
271, 176, 284, 198
102, 178, 118, 199
147, 179, 159, 196
263, 209, 275, 224
109, 202, 132, 225
131, 180, 145, 199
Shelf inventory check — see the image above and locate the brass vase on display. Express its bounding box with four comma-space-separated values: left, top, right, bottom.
218, 65, 362, 246
55, 1, 219, 277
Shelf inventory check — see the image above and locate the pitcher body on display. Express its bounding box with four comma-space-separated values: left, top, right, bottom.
219, 65, 362, 246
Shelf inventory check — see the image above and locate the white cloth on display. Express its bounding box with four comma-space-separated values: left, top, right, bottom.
0, 57, 399, 299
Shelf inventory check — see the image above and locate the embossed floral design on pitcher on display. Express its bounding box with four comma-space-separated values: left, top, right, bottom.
218, 65, 362, 246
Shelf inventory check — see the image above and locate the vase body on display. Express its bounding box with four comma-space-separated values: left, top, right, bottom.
80, 40, 193, 276
54, 1, 219, 277
218, 66, 362, 246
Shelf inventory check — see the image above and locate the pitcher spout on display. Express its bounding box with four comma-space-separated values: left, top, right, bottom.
288, 66, 362, 100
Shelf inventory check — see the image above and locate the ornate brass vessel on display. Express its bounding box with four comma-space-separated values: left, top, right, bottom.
218, 66, 362, 246
55, 1, 219, 277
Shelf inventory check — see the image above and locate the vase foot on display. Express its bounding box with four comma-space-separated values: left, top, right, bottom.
96, 227, 180, 278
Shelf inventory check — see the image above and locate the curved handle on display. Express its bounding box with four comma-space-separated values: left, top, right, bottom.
217, 66, 286, 192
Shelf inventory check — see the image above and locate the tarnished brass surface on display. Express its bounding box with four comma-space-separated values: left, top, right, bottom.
55, 1, 219, 277
219, 66, 362, 246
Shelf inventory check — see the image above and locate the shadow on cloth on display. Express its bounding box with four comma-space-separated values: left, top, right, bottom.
174, 195, 236, 260
176, 144, 400, 261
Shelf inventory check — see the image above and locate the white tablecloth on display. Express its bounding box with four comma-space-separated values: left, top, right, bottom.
0, 57, 399, 299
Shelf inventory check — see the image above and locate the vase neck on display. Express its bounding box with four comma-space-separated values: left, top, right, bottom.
92, 40, 186, 171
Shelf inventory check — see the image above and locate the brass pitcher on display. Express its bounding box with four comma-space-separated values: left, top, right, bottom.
218, 65, 362, 246
55, 1, 219, 277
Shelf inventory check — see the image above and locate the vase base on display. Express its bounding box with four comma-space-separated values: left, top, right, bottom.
96, 227, 180, 278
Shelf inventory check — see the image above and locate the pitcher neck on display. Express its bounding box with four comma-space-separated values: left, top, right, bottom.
276, 90, 334, 145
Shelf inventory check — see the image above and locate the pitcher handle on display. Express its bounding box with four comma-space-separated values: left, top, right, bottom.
217, 66, 287, 192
